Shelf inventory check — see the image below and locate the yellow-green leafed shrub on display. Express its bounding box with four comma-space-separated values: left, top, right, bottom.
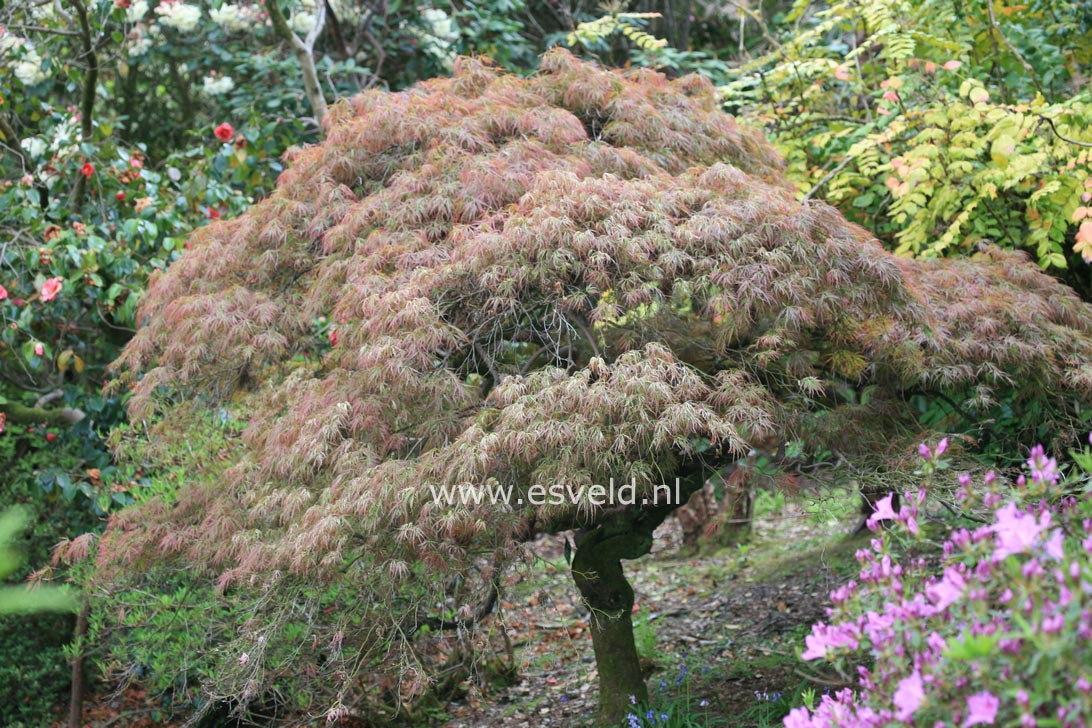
723, 0, 1092, 294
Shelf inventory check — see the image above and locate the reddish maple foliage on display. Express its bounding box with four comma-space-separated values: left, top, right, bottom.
89, 50, 1092, 724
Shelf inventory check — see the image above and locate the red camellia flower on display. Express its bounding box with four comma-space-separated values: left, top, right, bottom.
214, 123, 235, 143
206, 206, 221, 220
46, 432, 57, 443
40, 276, 63, 302
81, 162, 95, 178
0, 284, 7, 301
116, 191, 126, 201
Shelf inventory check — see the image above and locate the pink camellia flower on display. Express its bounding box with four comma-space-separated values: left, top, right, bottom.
81, 162, 95, 178
34, 343, 44, 357
882, 89, 900, 103
40, 276, 63, 301
894, 670, 925, 720
129, 156, 143, 169
214, 122, 235, 143
963, 691, 999, 726
943, 60, 963, 71
0, 284, 7, 301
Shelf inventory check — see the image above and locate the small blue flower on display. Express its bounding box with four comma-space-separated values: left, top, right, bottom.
647, 709, 655, 720
629, 695, 637, 705
700, 700, 709, 707
660, 713, 668, 721
680, 665, 687, 676
560, 695, 568, 703
660, 680, 667, 688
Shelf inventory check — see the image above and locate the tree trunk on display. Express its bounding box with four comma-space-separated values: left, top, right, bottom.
68, 599, 90, 728
573, 548, 646, 724
715, 470, 753, 547
559, 459, 719, 724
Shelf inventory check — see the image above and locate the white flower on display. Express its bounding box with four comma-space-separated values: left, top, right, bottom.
14, 57, 47, 86
155, 1, 201, 32
289, 11, 316, 33
127, 30, 153, 57
1, 33, 48, 85
210, 3, 248, 32
127, 0, 149, 21
20, 137, 47, 159
201, 74, 235, 95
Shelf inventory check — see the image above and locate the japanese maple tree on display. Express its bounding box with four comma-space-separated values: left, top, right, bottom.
86, 50, 1092, 724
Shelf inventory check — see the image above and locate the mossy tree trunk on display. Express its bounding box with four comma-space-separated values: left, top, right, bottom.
564, 462, 716, 724
572, 542, 646, 724
715, 472, 753, 547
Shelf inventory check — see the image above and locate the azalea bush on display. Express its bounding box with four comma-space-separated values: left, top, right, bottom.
788, 438, 1092, 727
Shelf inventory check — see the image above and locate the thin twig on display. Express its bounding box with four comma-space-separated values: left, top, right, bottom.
1037, 115, 1092, 148
802, 155, 855, 202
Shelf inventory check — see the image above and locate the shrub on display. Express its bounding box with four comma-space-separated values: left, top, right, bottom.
787, 438, 1092, 727
722, 0, 1092, 295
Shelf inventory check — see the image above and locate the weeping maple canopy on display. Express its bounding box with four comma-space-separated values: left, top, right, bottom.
93, 49, 1092, 722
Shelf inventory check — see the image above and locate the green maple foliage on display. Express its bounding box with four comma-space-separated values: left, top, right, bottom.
67, 51, 1092, 724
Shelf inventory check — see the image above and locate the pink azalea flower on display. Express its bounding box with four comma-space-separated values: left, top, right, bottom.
1043, 529, 1065, 561
40, 276, 63, 302
0, 284, 7, 300
894, 670, 925, 720
992, 502, 1041, 560
1027, 444, 1059, 484
801, 622, 860, 660
784, 707, 814, 728
926, 566, 966, 610
867, 493, 899, 530
963, 691, 999, 726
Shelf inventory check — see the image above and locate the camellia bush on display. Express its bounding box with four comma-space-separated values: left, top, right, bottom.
61, 52, 1092, 725
787, 437, 1092, 727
